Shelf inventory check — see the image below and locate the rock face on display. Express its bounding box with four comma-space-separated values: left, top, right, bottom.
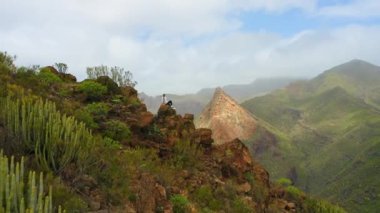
197, 87, 257, 144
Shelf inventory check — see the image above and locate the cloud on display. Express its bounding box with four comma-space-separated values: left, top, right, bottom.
318, 0, 380, 18
101, 25, 380, 95
0, 0, 380, 95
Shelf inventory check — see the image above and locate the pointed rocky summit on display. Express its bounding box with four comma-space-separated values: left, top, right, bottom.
197, 87, 257, 144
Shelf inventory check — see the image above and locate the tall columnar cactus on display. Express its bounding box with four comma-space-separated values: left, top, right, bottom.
0, 96, 95, 173
0, 152, 65, 213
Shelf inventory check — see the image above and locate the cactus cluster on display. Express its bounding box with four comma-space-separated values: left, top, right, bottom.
0, 152, 64, 213
0, 96, 94, 173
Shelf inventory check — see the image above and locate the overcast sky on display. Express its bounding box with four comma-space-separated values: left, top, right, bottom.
1, 0, 380, 95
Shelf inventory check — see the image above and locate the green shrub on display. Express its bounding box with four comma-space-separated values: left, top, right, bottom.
39, 67, 62, 87
104, 120, 131, 142
232, 198, 253, 213
78, 80, 107, 101
170, 195, 189, 213
304, 198, 347, 213
74, 109, 99, 129
85, 102, 109, 120
103, 137, 122, 149
50, 178, 87, 212
0, 51, 16, 73
96, 76, 121, 94
170, 140, 199, 169
193, 185, 222, 210
74, 103, 109, 129
276, 178, 292, 187
286, 186, 305, 199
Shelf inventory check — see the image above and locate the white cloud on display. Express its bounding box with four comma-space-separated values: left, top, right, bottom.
100, 25, 380, 95
319, 0, 380, 18
0, 0, 380, 95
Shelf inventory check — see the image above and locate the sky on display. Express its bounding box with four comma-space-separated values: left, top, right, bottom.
1, 0, 380, 95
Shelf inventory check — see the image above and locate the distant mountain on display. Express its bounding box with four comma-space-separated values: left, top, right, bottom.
140, 77, 299, 115
242, 59, 380, 212
196, 88, 257, 144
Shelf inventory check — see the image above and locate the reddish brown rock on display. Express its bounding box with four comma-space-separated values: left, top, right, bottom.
213, 138, 269, 187
197, 88, 257, 144
191, 128, 214, 150
139, 111, 154, 128
121, 86, 138, 99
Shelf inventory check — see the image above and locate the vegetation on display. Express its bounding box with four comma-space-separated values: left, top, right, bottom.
0, 152, 64, 213
38, 67, 63, 87
242, 60, 380, 212
78, 80, 107, 101
86, 65, 137, 87
54, 63, 68, 74
104, 120, 131, 142
170, 195, 190, 213
0, 96, 94, 173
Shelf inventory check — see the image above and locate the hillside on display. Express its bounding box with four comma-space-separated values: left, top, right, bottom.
196, 88, 257, 144
0, 51, 346, 212
242, 59, 380, 212
140, 77, 298, 116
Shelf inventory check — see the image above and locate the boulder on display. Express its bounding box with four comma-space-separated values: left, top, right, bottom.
139, 112, 154, 128
121, 86, 138, 99
191, 128, 214, 151
157, 104, 176, 118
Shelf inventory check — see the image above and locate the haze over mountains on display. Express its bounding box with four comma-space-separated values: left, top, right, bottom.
140, 77, 298, 115
193, 59, 380, 212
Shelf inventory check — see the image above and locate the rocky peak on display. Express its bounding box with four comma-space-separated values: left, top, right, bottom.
197, 88, 257, 144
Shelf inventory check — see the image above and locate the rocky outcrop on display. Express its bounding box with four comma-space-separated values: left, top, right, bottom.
213, 138, 269, 186
197, 88, 257, 144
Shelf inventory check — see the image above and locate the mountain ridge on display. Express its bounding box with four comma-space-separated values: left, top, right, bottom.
140, 77, 299, 116
242, 59, 380, 212
197, 87, 257, 144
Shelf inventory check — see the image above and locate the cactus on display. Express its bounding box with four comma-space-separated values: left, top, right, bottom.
0, 152, 64, 212
0, 96, 95, 173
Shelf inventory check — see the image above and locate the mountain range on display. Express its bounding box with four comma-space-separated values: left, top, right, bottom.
139, 77, 298, 116
241, 59, 380, 212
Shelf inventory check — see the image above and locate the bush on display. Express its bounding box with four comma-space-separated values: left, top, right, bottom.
193, 185, 222, 210
85, 102, 110, 120
104, 120, 131, 142
74, 109, 99, 129
232, 198, 253, 213
170, 195, 190, 213
286, 185, 305, 199
96, 76, 121, 94
38, 67, 63, 87
304, 198, 347, 213
0, 51, 16, 73
78, 80, 107, 101
170, 140, 199, 169
276, 178, 292, 187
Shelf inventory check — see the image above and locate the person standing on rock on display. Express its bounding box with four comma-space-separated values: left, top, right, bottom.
162, 94, 173, 106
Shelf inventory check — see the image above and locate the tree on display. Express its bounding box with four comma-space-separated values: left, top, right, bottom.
54, 62, 68, 73
0, 51, 17, 72
86, 65, 137, 87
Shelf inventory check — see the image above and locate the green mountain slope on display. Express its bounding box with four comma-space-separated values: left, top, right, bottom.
242, 59, 380, 212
